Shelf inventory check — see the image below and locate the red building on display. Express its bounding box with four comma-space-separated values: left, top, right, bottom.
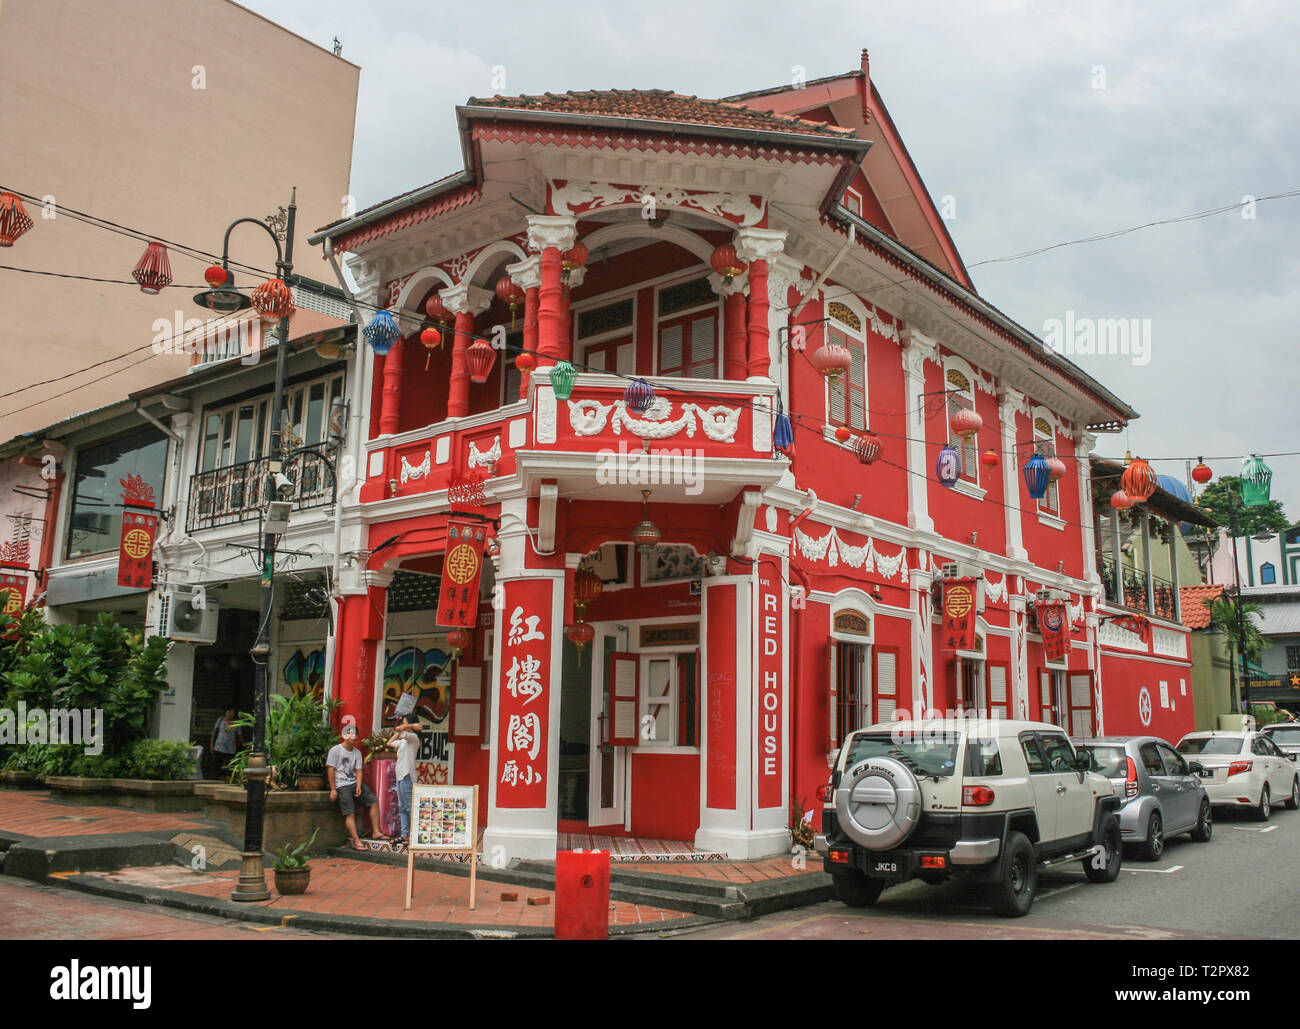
310, 53, 1198, 860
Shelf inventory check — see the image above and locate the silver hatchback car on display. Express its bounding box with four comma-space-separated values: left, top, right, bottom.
1073, 736, 1213, 860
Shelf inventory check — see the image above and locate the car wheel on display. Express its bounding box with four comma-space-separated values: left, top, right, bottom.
1285, 778, 1300, 811
1084, 816, 1123, 883
987, 831, 1037, 918
1139, 811, 1164, 861
1190, 799, 1213, 843
1254, 784, 1271, 822
830, 871, 885, 908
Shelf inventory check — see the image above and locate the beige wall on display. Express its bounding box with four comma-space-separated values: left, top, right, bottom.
0, 0, 358, 440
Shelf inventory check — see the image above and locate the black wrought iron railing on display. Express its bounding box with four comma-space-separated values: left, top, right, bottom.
1096, 555, 1177, 619
187, 447, 336, 533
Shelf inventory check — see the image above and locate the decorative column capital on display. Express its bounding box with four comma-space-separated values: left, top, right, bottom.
997, 387, 1029, 424
441, 282, 494, 318
1073, 428, 1098, 456
734, 227, 786, 264
507, 254, 542, 291
899, 327, 940, 380
766, 253, 808, 306
565, 265, 587, 291
526, 214, 578, 254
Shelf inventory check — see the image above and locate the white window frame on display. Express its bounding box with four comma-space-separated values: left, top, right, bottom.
823, 297, 869, 435
198, 369, 343, 471
1032, 407, 1063, 523
633, 648, 700, 752
653, 275, 720, 379
944, 358, 982, 495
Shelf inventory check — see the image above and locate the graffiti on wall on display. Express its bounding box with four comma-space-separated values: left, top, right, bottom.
384, 640, 453, 785
281, 648, 326, 701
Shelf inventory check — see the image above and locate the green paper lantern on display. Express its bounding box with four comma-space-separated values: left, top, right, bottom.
549, 360, 577, 400
1239, 454, 1273, 507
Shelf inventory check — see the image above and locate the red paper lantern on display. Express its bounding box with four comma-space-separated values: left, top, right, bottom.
0, 193, 34, 247
467, 340, 497, 384
561, 242, 588, 272
810, 341, 852, 381
204, 264, 230, 287
854, 433, 883, 466
425, 293, 453, 324
250, 278, 294, 321
131, 241, 172, 294
1192, 460, 1212, 484
709, 243, 748, 284
949, 408, 983, 441
573, 567, 603, 611
980, 449, 1000, 470
834, 425, 852, 443
1110, 490, 1134, 510
1046, 456, 1067, 483
495, 274, 524, 310
420, 328, 442, 349
446, 627, 472, 658
516, 351, 537, 373
1120, 457, 1157, 504
565, 620, 596, 663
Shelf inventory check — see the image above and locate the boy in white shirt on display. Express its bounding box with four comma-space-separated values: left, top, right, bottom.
389, 718, 422, 842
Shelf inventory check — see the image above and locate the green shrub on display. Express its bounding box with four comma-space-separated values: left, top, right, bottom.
121, 739, 196, 781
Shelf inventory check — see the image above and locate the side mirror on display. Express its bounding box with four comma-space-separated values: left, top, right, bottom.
1288, 753, 1297, 763
1188, 760, 1204, 775
1075, 753, 1092, 772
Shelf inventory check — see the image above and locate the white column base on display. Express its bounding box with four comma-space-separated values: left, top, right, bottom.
482, 825, 558, 863
695, 827, 791, 861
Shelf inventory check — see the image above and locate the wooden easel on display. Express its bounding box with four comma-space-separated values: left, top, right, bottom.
405, 784, 478, 911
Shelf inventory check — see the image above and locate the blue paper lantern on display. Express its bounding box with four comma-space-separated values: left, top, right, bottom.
624, 377, 656, 413
773, 413, 794, 453
935, 444, 961, 487
364, 309, 401, 355
1022, 453, 1050, 500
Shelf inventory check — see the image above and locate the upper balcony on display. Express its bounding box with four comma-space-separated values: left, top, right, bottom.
187, 446, 337, 533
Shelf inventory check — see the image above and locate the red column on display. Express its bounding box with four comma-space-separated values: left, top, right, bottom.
332, 588, 385, 737
520, 285, 539, 398
558, 285, 572, 363
379, 336, 405, 435
723, 291, 747, 381
447, 310, 474, 418
536, 248, 563, 365
746, 259, 770, 379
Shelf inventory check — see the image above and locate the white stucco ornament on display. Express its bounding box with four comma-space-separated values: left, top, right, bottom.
400, 451, 431, 484
565, 398, 740, 443
792, 525, 908, 582
468, 435, 502, 469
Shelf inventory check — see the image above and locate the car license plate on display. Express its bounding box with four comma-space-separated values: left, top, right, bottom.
1199, 769, 1213, 778
873, 860, 899, 874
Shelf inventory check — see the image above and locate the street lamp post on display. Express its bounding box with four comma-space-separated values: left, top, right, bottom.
195, 190, 297, 902
1225, 495, 1253, 719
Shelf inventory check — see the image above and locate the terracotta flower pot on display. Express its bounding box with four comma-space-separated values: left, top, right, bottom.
295, 773, 326, 791
274, 867, 311, 896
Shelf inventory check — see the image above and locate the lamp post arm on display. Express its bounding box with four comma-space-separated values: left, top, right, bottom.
220, 217, 285, 273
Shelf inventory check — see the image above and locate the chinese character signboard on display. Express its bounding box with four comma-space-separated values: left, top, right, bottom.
405, 783, 478, 910
1037, 600, 1070, 662
941, 578, 979, 651
756, 554, 784, 809
437, 519, 486, 627
0, 571, 27, 617
495, 579, 553, 809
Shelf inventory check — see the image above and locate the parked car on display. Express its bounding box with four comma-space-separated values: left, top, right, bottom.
815, 720, 1122, 918
1073, 736, 1212, 860
1261, 722, 1300, 761
1176, 731, 1300, 820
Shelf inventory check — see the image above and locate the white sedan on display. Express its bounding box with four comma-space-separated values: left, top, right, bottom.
1176, 731, 1300, 820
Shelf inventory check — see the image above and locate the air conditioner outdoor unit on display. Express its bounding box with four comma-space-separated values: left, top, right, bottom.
1034, 588, 1069, 604
941, 561, 981, 580
158, 589, 220, 644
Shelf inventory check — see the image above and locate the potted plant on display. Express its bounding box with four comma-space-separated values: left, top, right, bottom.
272, 828, 319, 895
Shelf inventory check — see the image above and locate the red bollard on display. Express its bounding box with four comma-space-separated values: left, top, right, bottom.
555, 849, 610, 940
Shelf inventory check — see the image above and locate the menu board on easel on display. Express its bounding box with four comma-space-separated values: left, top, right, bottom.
405, 783, 478, 910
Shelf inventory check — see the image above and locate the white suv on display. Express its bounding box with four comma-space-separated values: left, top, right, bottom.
815, 719, 1123, 917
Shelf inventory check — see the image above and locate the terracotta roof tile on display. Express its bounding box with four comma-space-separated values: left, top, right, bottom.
466, 89, 856, 139
1180, 584, 1225, 629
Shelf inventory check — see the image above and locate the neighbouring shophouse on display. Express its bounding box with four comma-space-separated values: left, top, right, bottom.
0, 0, 359, 643
0, 306, 360, 761
1208, 525, 1300, 716
296, 51, 1210, 862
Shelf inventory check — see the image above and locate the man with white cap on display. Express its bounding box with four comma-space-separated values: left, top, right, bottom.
326, 724, 386, 851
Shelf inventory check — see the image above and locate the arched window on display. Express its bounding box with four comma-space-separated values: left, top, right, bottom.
1260, 561, 1277, 585
946, 364, 979, 486
825, 300, 867, 431
1033, 413, 1060, 516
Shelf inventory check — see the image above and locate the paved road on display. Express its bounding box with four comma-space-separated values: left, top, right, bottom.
663, 803, 1300, 940
0, 876, 368, 940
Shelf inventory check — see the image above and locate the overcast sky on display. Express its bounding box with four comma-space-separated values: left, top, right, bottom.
246, 0, 1300, 517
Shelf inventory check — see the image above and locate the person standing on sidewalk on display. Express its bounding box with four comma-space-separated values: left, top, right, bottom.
389, 718, 422, 843
327, 725, 387, 850
210, 707, 240, 780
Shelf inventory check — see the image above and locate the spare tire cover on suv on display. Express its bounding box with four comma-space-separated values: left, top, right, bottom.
835, 756, 923, 850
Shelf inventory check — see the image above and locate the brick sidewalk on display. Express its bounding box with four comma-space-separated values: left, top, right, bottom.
85, 859, 690, 930
0, 789, 209, 838
618, 856, 815, 883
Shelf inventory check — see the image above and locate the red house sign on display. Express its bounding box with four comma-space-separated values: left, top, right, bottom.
495, 579, 553, 808
756, 555, 783, 809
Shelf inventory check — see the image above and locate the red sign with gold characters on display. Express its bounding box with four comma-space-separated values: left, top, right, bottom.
116, 509, 159, 590
0, 571, 27, 618
941, 577, 979, 651
495, 577, 553, 809
437, 519, 486, 627
1037, 600, 1070, 662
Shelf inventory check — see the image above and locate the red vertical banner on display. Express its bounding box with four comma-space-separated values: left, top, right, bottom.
495, 578, 553, 809
705, 582, 738, 810
941, 578, 979, 651
756, 555, 784, 810
1037, 600, 1070, 662
0, 572, 27, 617
116, 508, 159, 589
437, 519, 486, 627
